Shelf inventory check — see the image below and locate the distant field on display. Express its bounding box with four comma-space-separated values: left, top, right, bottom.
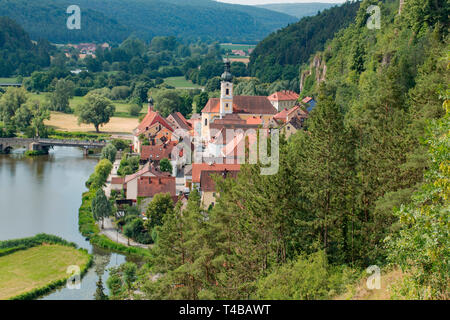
28, 93, 145, 118
0, 244, 89, 300
164, 76, 203, 89
220, 43, 256, 51
45, 111, 139, 134
0, 77, 18, 84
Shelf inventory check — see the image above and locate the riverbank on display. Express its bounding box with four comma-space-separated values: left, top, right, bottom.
0, 234, 92, 300
79, 189, 151, 258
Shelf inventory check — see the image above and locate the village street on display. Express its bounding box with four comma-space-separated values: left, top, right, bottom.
99, 217, 151, 249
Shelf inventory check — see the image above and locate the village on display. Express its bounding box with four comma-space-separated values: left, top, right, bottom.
101, 59, 316, 246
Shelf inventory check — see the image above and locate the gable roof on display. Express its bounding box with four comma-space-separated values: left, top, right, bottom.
124, 163, 171, 184
167, 112, 191, 131
137, 176, 176, 198
192, 163, 241, 183
140, 141, 178, 161
202, 96, 277, 115
302, 96, 315, 104
135, 110, 174, 136
274, 105, 309, 123
268, 90, 299, 102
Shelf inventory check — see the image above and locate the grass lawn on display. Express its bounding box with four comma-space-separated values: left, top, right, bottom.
164, 76, 203, 89
0, 244, 90, 300
220, 43, 256, 51
0, 77, 18, 84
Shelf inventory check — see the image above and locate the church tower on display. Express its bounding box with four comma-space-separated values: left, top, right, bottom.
220, 59, 233, 118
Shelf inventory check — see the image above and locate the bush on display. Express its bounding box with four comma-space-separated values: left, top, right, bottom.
110, 86, 131, 100
129, 104, 142, 117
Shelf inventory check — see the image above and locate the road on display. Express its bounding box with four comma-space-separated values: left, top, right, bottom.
99, 217, 152, 249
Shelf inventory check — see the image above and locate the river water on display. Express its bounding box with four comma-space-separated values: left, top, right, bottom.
0, 147, 135, 300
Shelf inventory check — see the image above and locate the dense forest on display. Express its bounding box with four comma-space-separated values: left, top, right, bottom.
0, 17, 53, 77
105, 0, 449, 300
0, 0, 297, 43
256, 2, 336, 18
249, 1, 360, 82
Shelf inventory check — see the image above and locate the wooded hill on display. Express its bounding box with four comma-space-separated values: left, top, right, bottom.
249, 1, 360, 82
256, 2, 337, 19
118, 0, 448, 300
0, 0, 298, 43
0, 17, 52, 77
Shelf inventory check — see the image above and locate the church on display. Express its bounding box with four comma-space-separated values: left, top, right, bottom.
200, 59, 278, 139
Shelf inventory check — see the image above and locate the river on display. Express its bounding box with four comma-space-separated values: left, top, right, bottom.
0, 146, 136, 300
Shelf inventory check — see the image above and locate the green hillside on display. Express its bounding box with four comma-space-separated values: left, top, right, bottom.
0, 17, 52, 77
257, 2, 337, 18
0, 0, 297, 43
249, 1, 360, 82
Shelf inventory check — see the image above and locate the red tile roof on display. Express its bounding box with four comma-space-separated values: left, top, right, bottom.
267, 90, 299, 102
135, 110, 174, 136
246, 116, 263, 125
124, 163, 170, 184
302, 97, 313, 104
137, 176, 176, 198
192, 163, 241, 183
167, 112, 191, 131
202, 96, 277, 115
200, 169, 240, 192
140, 141, 178, 161
273, 105, 309, 123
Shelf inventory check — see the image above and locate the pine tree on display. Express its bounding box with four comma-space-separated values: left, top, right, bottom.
94, 277, 109, 300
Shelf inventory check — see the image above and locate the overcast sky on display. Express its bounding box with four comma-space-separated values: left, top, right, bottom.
217, 0, 345, 5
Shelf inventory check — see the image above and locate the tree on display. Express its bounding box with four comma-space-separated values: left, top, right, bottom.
94, 277, 109, 300
160, 158, 172, 173
386, 99, 449, 300
145, 193, 174, 230
101, 144, 117, 163
88, 159, 113, 190
91, 188, 111, 229
49, 79, 74, 113
76, 92, 115, 133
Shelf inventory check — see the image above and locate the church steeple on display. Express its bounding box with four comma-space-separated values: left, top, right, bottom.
220, 58, 233, 118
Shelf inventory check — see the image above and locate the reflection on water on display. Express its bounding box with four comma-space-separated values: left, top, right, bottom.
0, 147, 139, 300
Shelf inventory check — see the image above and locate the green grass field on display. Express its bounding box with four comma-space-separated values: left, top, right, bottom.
0, 77, 19, 84
0, 244, 90, 300
164, 76, 203, 89
220, 43, 256, 51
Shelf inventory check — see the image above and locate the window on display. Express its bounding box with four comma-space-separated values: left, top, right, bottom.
205, 118, 208, 126
226, 89, 230, 95
226, 103, 229, 109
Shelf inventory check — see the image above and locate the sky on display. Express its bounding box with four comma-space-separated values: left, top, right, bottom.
217, 0, 345, 5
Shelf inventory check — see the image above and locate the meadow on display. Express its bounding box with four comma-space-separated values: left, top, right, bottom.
0, 244, 90, 300
164, 76, 203, 89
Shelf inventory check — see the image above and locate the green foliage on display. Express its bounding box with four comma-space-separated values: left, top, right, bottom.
49, 79, 75, 113
117, 154, 140, 177
91, 189, 112, 229
0, 0, 297, 44
87, 159, 113, 190
101, 144, 117, 163
145, 193, 174, 231
0, 17, 51, 77
386, 99, 449, 300
249, 2, 359, 82
159, 158, 173, 173
94, 277, 109, 300
76, 92, 115, 133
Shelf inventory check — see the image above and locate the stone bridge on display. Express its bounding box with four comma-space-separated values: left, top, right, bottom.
0, 138, 107, 154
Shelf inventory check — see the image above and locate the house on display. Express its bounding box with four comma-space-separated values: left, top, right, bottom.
122, 163, 173, 202
192, 163, 240, 190
133, 100, 174, 153
201, 60, 277, 139
267, 90, 300, 111
273, 105, 308, 124
281, 117, 305, 139
301, 97, 317, 112
166, 112, 191, 132
198, 168, 240, 208
140, 141, 178, 165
